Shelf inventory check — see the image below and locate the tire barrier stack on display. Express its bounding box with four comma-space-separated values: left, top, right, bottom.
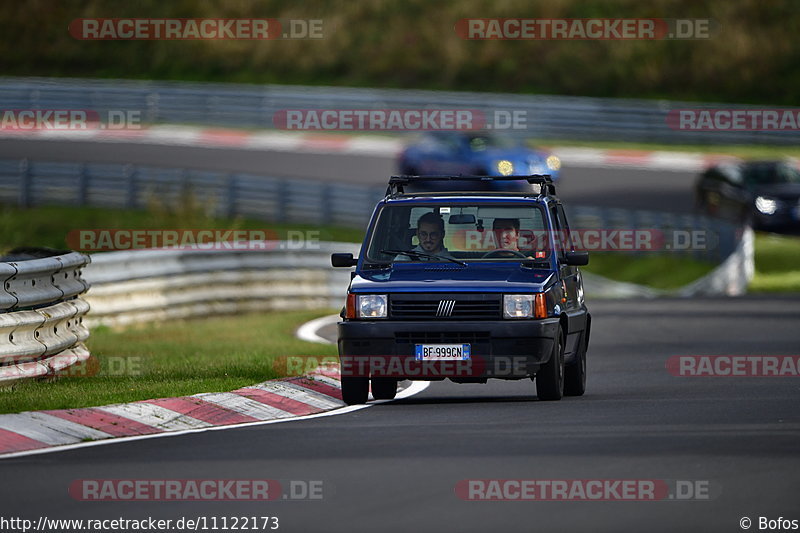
0, 250, 91, 384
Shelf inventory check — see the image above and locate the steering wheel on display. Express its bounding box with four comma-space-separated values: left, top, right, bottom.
482, 249, 528, 259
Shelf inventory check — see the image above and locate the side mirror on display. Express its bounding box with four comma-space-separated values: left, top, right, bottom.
331, 253, 358, 268
565, 251, 589, 266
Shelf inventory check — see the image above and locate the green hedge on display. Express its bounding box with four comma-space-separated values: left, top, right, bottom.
3, 0, 797, 104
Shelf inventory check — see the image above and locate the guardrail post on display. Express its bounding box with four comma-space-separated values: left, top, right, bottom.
226, 174, 237, 219
77, 164, 89, 206
321, 184, 333, 225
125, 164, 138, 209
277, 179, 288, 222
18, 159, 31, 208
146, 92, 159, 123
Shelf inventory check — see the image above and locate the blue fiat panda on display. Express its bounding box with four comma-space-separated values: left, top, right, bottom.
331, 175, 590, 405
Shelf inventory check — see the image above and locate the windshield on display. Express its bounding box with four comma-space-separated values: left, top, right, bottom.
743, 162, 800, 185
466, 133, 518, 151
364, 202, 551, 264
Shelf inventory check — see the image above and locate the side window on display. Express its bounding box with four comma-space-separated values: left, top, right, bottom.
549, 205, 567, 261
556, 204, 575, 258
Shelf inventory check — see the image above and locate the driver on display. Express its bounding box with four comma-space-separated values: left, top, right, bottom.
492, 218, 521, 251
395, 212, 454, 261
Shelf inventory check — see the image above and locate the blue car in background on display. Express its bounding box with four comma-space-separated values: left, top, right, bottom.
398, 131, 561, 180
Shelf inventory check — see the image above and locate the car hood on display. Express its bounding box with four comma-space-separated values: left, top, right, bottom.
351, 263, 555, 293
751, 183, 800, 200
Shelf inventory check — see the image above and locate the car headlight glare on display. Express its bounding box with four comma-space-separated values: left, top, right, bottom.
546, 155, 561, 171
357, 294, 388, 318
755, 196, 778, 215
496, 160, 514, 176
503, 294, 534, 318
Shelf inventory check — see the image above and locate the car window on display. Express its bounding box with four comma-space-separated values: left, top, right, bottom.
429, 132, 462, 153
743, 162, 800, 185
365, 203, 549, 263
466, 133, 517, 152
549, 204, 567, 261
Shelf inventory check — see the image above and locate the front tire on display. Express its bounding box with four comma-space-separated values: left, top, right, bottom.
564, 331, 587, 396
371, 378, 398, 400
341, 376, 369, 405
536, 327, 564, 401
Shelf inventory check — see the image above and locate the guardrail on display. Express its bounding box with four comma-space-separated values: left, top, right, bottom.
0, 159, 386, 229
0, 157, 741, 263
0, 250, 91, 384
1, 77, 797, 145
81, 229, 753, 332
82, 242, 359, 327
582, 226, 754, 298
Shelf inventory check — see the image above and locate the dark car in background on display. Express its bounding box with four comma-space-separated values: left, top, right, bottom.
398, 131, 561, 181
695, 159, 800, 233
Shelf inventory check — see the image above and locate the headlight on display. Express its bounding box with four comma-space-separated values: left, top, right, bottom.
503, 294, 534, 318
755, 196, 778, 215
496, 160, 514, 176
357, 294, 387, 318
546, 155, 561, 171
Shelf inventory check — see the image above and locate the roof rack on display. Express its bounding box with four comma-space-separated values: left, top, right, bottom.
385, 175, 555, 198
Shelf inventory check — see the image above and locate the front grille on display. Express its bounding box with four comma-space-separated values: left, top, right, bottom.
390, 294, 501, 320
395, 331, 491, 345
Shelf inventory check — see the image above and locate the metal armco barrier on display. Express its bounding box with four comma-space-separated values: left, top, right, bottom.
0, 157, 740, 262
0, 251, 91, 384
0, 159, 386, 229
583, 226, 754, 298
82, 242, 360, 327
1, 77, 797, 145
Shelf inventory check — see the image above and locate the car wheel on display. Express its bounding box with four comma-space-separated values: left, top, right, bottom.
564, 331, 587, 397
341, 376, 369, 405
371, 378, 398, 400
536, 327, 564, 401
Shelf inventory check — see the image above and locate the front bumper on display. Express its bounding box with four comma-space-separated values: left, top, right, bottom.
337, 318, 559, 380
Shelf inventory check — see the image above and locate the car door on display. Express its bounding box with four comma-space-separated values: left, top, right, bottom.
551, 203, 586, 359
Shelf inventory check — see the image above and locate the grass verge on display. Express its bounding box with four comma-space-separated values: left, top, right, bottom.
532, 138, 800, 160
582, 253, 717, 291
0, 310, 338, 415
0, 204, 364, 254
749, 233, 800, 292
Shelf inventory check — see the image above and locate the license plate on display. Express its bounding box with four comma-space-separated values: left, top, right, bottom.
415, 344, 471, 361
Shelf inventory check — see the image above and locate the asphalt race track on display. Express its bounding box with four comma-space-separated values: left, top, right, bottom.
0, 137, 796, 532
0, 137, 698, 212
1, 296, 798, 533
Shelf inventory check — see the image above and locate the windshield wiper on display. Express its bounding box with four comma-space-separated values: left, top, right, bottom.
380, 249, 467, 267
